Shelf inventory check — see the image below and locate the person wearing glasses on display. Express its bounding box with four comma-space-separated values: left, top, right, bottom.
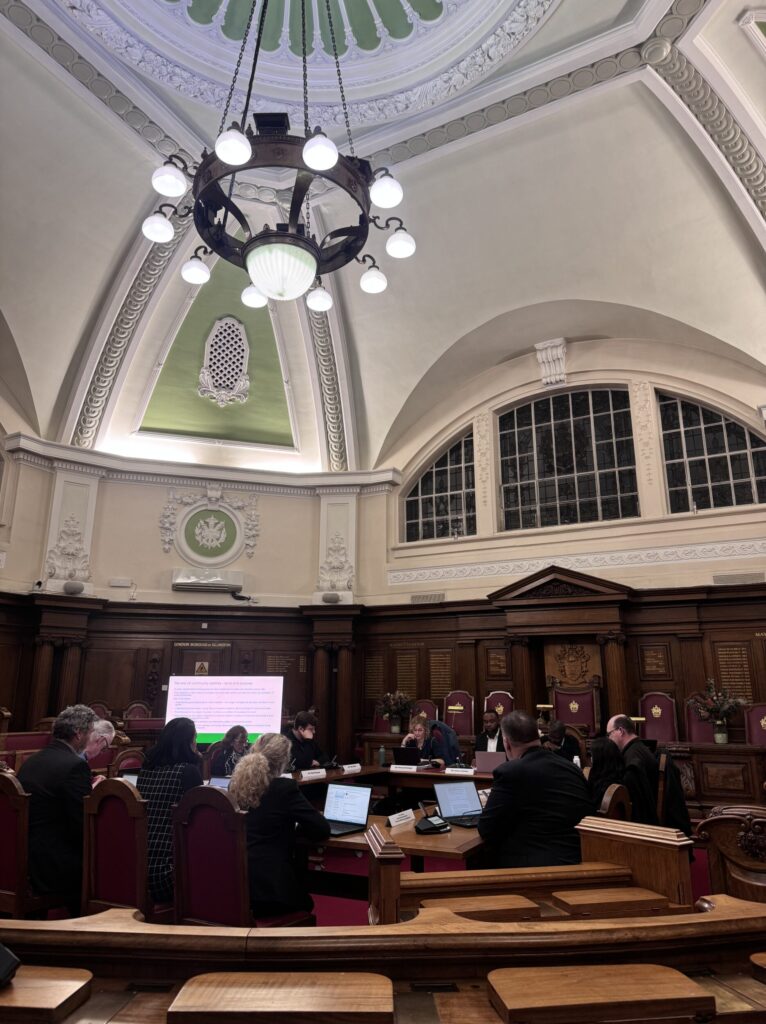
282, 711, 326, 771
605, 714, 659, 825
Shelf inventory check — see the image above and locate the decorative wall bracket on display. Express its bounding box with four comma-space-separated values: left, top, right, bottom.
534, 338, 567, 386
317, 532, 354, 592
44, 514, 91, 582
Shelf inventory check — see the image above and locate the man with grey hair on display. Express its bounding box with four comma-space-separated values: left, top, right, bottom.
17, 704, 97, 915
83, 718, 116, 763
478, 710, 592, 867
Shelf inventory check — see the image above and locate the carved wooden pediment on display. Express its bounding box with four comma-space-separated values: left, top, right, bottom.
488, 566, 632, 606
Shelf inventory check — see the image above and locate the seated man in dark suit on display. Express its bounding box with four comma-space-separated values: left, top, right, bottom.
478, 710, 593, 867
543, 719, 582, 762
282, 711, 327, 771
17, 704, 97, 915
474, 710, 501, 754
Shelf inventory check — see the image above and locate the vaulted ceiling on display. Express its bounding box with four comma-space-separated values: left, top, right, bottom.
1, 0, 765, 474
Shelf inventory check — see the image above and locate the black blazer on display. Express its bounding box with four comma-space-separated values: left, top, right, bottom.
17, 739, 93, 900
622, 737, 660, 826
474, 731, 502, 753
244, 776, 330, 915
478, 746, 593, 868
282, 728, 326, 771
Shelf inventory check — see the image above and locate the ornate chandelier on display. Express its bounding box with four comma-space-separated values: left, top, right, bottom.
142, 0, 415, 312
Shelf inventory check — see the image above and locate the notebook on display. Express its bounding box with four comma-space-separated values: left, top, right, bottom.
323, 783, 372, 836
391, 746, 430, 767
475, 750, 507, 773
209, 776, 231, 790
434, 781, 483, 829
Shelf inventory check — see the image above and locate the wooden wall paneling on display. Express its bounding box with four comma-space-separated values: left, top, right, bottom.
80, 646, 138, 713
0, 643, 24, 721
428, 646, 455, 701
677, 633, 706, 739
455, 641, 477, 727
170, 642, 232, 678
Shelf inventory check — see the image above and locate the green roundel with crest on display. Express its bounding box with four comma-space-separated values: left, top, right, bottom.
184, 508, 238, 558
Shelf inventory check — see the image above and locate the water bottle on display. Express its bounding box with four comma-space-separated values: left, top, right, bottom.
378, 745, 386, 767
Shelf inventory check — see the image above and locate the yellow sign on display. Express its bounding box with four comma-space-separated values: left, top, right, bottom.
447, 703, 464, 713
651, 705, 662, 718
194, 661, 209, 676
569, 700, 580, 713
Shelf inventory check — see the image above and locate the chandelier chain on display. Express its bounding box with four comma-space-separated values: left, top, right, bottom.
325, 0, 354, 156
301, 0, 310, 137
241, 0, 270, 128
217, 0, 258, 136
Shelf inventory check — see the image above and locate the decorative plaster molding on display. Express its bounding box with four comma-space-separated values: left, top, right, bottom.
44, 514, 91, 581
474, 413, 490, 509
306, 307, 347, 472
630, 380, 655, 486
197, 316, 250, 408
359, 483, 397, 495
388, 537, 766, 586
314, 485, 361, 496
534, 338, 566, 386
159, 485, 259, 564
739, 9, 766, 59
317, 532, 354, 592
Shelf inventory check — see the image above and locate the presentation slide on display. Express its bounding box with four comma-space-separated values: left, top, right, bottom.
165, 675, 283, 744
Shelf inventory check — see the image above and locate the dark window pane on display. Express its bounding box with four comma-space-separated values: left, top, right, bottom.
754, 451, 766, 477
520, 508, 538, 529
516, 405, 532, 428
520, 484, 536, 507
464, 437, 473, 461
465, 465, 475, 489
579, 500, 598, 522
519, 455, 535, 481
434, 468, 448, 493
449, 468, 462, 491
500, 433, 515, 459
465, 515, 476, 535
594, 414, 613, 442
688, 459, 708, 486
611, 391, 630, 411
498, 411, 514, 432
554, 423, 574, 473
618, 469, 637, 494
729, 454, 749, 480
685, 429, 704, 457
540, 505, 558, 527
552, 393, 570, 420
701, 407, 721, 425
559, 503, 577, 525
406, 522, 420, 542
592, 390, 611, 413
577, 474, 596, 499
517, 428, 533, 455
707, 457, 729, 484
704, 425, 725, 454
597, 443, 615, 470
666, 463, 687, 489
420, 471, 433, 495
620, 494, 639, 518
504, 485, 518, 508
734, 482, 754, 505
669, 490, 690, 513
691, 486, 711, 510
726, 422, 746, 451
536, 426, 554, 477
502, 459, 518, 484
435, 495, 448, 516
749, 432, 766, 450
558, 477, 576, 502
599, 471, 617, 496
538, 480, 557, 503
421, 520, 434, 539
449, 443, 462, 465
571, 391, 590, 417
711, 484, 733, 507
435, 518, 450, 538
615, 439, 635, 466
435, 453, 448, 469
681, 402, 700, 427
504, 508, 520, 530
602, 498, 620, 519
758, 479, 766, 502
406, 499, 418, 521
575, 427, 594, 471
421, 497, 433, 518
534, 398, 551, 424
664, 432, 683, 460
660, 402, 680, 430
613, 411, 632, 438
465, 492, 475, 514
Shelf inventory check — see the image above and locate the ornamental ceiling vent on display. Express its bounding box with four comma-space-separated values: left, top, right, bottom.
198, 316, 250, 407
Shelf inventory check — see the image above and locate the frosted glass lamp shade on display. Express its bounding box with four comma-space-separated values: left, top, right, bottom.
360, 266, 388, 293
151, 163, 187, 198
241, 284, 268, 308
142, 213, 174, 243
385, 229, 416, 259
245, 241, 317, 301
306, 285, 333, 311
181, 257, 210, 284
303, 131, 338, 171
370, 173, 403, 209
215, 128, 252, 166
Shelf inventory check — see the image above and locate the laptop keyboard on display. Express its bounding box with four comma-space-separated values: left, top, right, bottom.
448, 815, 480, 828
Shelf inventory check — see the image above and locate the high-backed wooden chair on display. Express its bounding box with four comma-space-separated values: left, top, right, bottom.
744, 704, 766, 746
442, 690, 474, 735
684, 702, 715, 742
697, 805, 766, 902
123, 700, 152, 720
484, 691, 513, 718
551, 684, 600, 736
0, 731, 51, 755
598, 783, 632, 821
82, 779, 150, 917
0, 772, 64, 918
110, 746, 144, 776
86, 745, 117, 776
173, 786, 314, 928
413, 699, 439, 721
87, 700, 112, 720
639, 691, 678, 743
0, 707, 11, 734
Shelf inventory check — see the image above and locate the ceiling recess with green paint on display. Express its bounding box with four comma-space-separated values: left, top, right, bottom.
140, 257, 294, 448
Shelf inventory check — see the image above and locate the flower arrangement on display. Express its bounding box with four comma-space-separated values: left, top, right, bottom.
687, 679, 744, 723
375, 690, 413, 720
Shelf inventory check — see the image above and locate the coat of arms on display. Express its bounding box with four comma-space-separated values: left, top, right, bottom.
195, 514, 227, 550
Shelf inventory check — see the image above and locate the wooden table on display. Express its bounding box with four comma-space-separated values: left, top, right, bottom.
324, 812, 483, 864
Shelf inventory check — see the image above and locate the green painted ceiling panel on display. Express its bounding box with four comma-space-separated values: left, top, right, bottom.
759, 21, 766, 38
289, 0, 315, 56
411, 0, 443, 19
371, 0, 411, 41
222, 0, 253, 41
262, 0, 286, 50
188, 0, 222, 27
317, 0, 348, 58
140, 259, 294, 448
345, 1, 379, 52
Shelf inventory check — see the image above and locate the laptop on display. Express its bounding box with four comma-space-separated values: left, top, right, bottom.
118, 771, 139, 786
475, 750, 507, 773
209, 776, 231, 790
391, 746, 430, 767
323, 783, 372, 837
434, 781, 483, 829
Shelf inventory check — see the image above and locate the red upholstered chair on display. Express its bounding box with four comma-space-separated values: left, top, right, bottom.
485, 692, 514, 718
551, 685, 600, 737
442, 691, 474, 735
0, 771, 64, 918
413, 699, 439, 721
744, 705, 766, 746
81, 779, 171, 922
684, 702, 715, 742
639, 692, 679, 743
0, 731, 51, 754
110, 747, 144, 776
87, 700, 112, 720
173, 786, 314, 928
123, 700, 152, 720
0, 707, 10, 734
202, 741, 225, 782
87, 745, 116, 776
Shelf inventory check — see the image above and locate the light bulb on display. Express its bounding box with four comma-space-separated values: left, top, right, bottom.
180, 257, 210, 284
360, 267, 388, 294
306, 285, 333, 311
385, 229, 416, 259
142, 213, 174, 243
215, 128, 251, 166
151, 162, 187, 198
245, 242, 317, 301
303, 131, 338, 171
370, 173, 403, 209
241, 284, 268, 308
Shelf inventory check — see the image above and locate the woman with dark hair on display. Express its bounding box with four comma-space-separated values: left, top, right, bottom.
587, 737, 626, 810
210, 725, 250, 777
136, 717, 203, 902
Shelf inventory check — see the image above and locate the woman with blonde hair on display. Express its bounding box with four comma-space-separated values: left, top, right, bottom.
229, 733, 329, 917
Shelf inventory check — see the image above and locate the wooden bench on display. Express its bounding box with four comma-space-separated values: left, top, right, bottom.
167, 972, 394, 1023
550, 886, 670, 917
0, 966, 92, 1022
487, 964, 715, 1022
419, 894, 540, 921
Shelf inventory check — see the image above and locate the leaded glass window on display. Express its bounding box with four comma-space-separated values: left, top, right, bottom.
498, 389, 640, 531
405, 433, 476, 542
658, 392, 766, 513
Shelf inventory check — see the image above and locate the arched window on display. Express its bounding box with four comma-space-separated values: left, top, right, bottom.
498, 389, 640, 531
658, 392, 766, 513
404, 432, 476, 542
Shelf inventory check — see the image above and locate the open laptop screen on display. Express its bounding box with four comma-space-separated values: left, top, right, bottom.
434, 781, 482, 819
323, 783, 371, 825
119, 771, 139, 787
209, 777, 231, 790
